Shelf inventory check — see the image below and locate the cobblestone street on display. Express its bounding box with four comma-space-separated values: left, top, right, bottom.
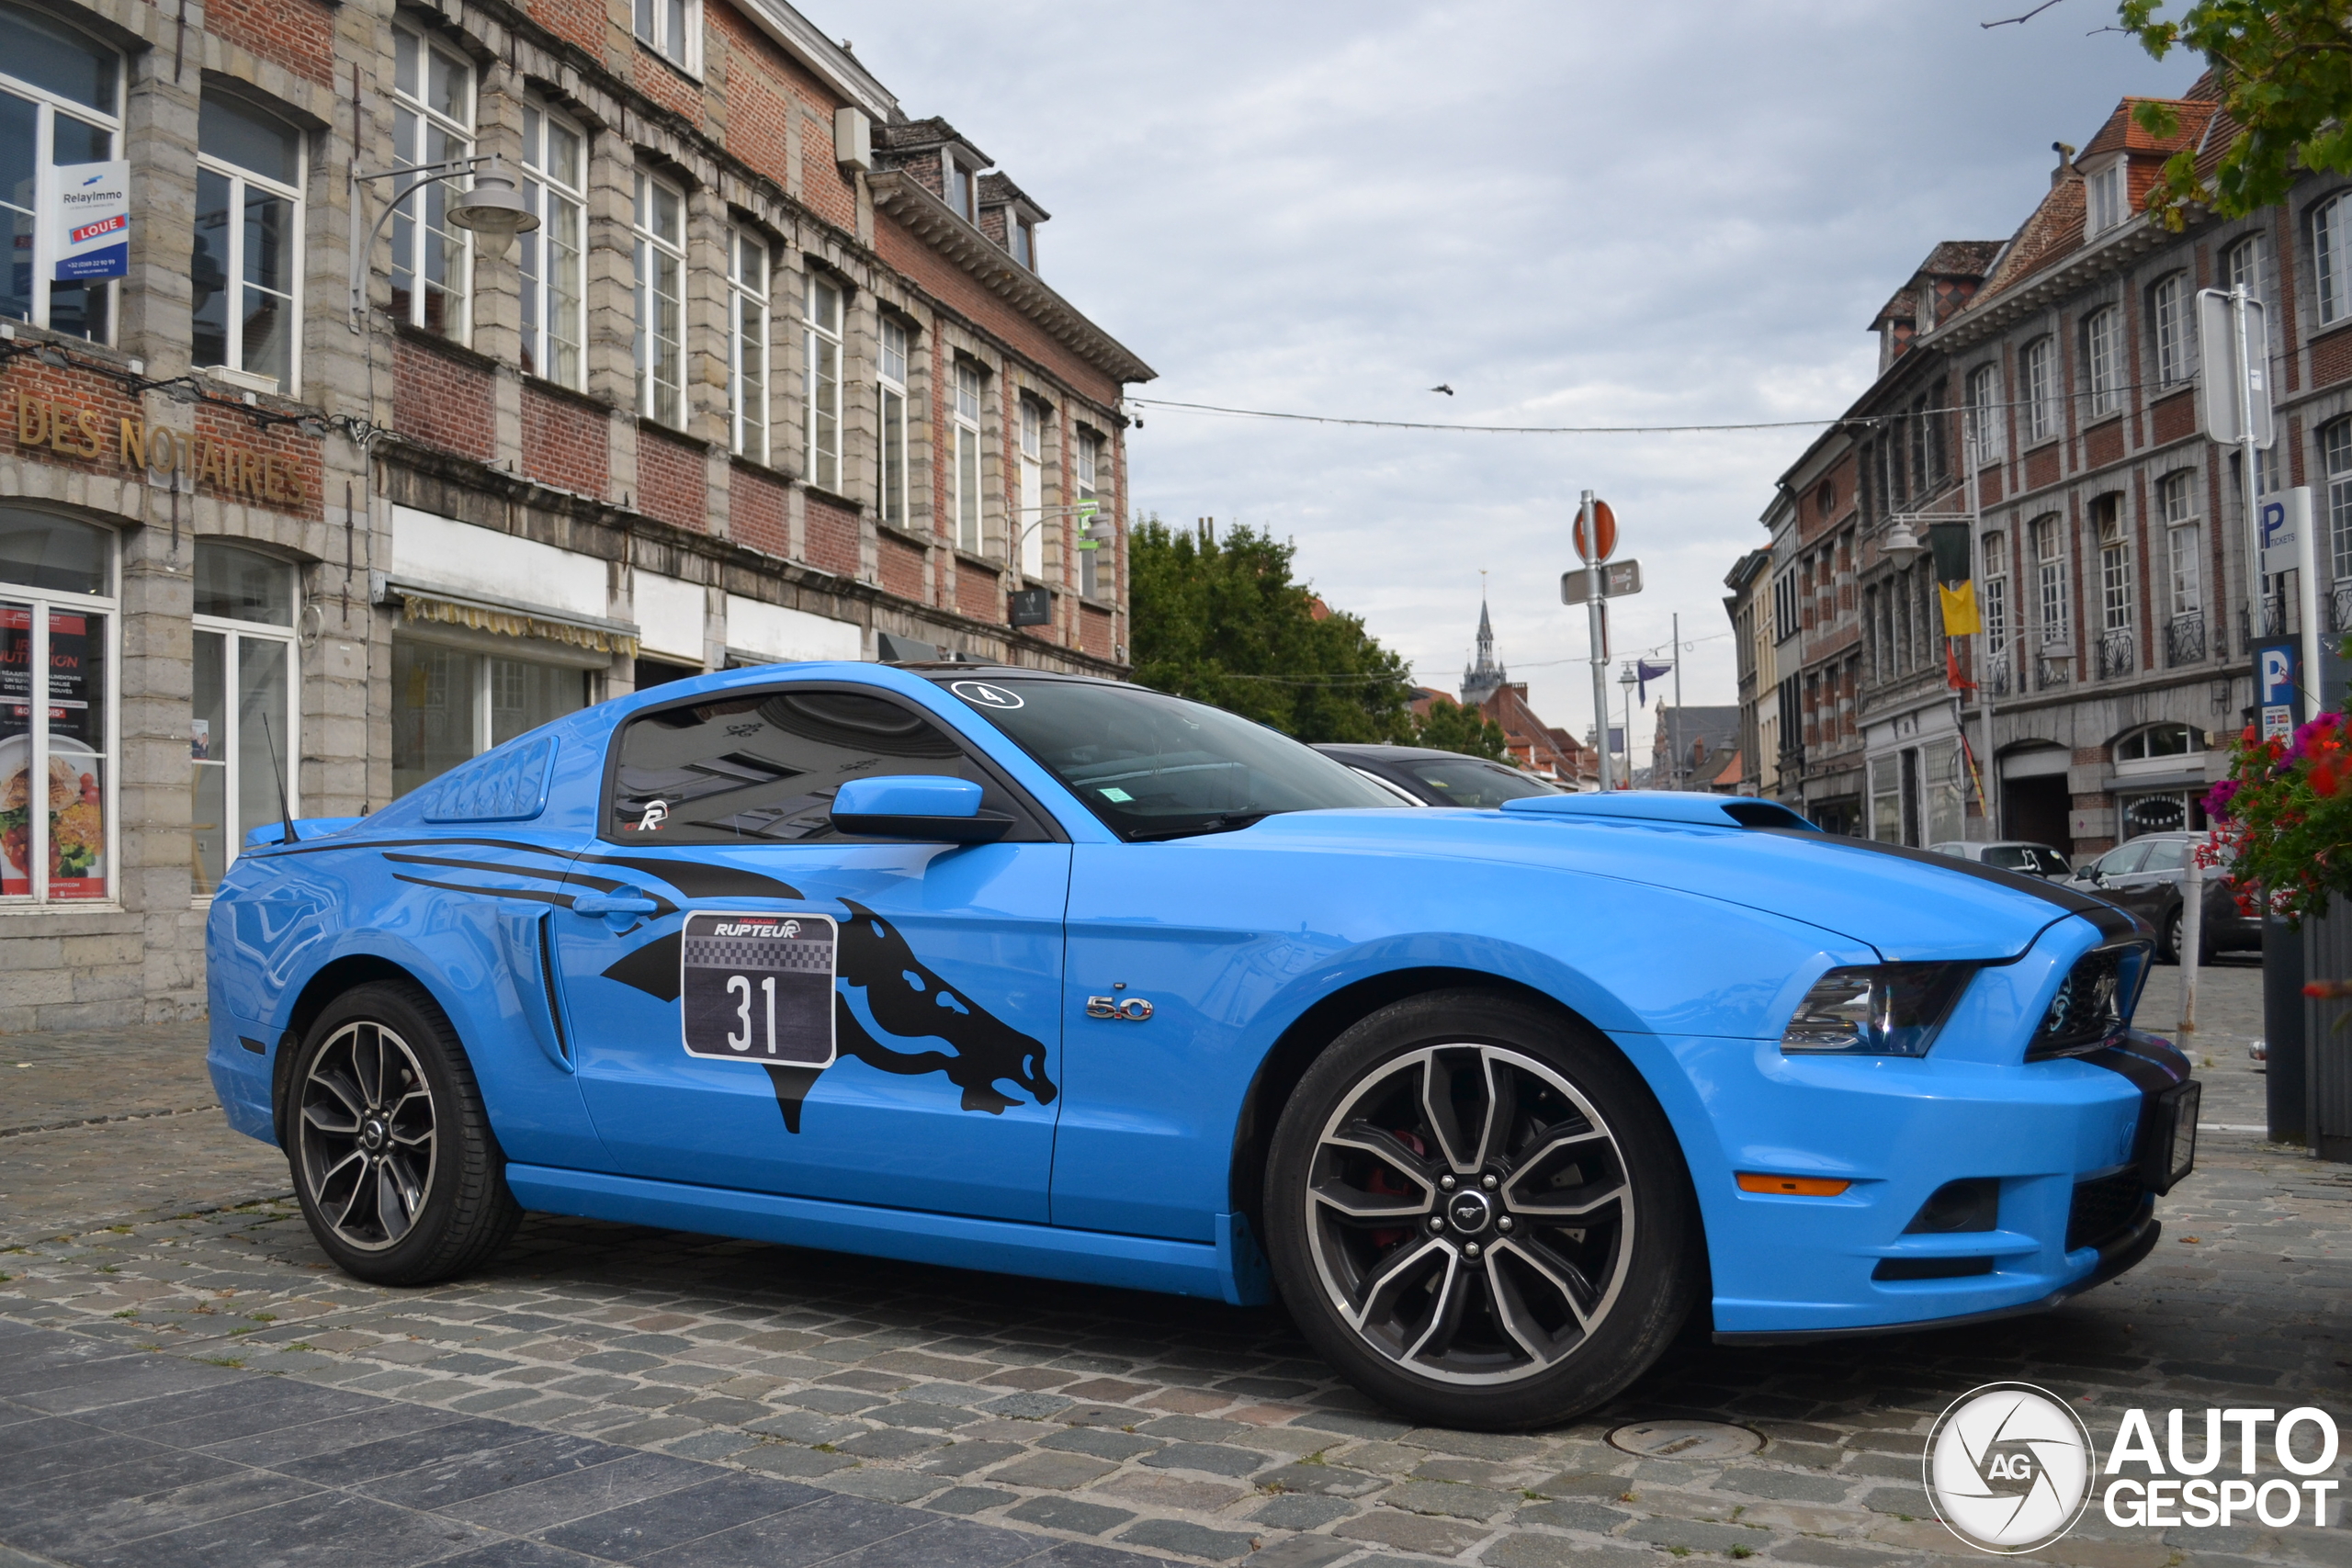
3, 959, 2346, 1568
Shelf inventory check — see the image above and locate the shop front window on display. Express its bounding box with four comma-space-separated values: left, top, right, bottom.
0, 507, 115, 903
391, 637, 591, 797
189, 542, 297, 897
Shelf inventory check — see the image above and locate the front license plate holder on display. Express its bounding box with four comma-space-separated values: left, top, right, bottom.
679, 910, 837, 1066
2140, 1079, 2199, 1194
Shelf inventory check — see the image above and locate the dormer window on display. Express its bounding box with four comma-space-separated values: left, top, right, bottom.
945, 154, 976, 222
1011, 217, 1035, 270
2086, 159, 2126, 234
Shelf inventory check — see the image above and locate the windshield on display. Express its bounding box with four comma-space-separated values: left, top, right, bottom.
1984, 844, 2070, 875
942, 677, 1402, 840
1402, 756, 1556, 807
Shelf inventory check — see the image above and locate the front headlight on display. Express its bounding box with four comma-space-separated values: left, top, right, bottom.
1781, 963, 1974, 1056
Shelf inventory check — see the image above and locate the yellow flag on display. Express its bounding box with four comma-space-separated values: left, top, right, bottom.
1938, 580, 1983, 637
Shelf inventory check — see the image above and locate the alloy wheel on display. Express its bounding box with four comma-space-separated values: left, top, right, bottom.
297, 1021, 438, 1250
1302, 1043, 1634, 1385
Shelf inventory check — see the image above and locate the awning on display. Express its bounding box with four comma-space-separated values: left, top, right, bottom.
376, 574, 639, 660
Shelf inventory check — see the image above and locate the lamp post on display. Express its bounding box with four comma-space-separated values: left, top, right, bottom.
347, 154, 537, 331
1618, 662, 1636, 787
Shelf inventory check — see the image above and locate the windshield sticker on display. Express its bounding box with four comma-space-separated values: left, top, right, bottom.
1100, 786, 1133, 802
950, 681, 1024, 710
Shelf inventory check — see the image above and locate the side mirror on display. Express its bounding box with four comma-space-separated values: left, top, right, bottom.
831, 775, 1012, 843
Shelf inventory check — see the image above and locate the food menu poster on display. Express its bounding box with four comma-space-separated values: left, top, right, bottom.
2, 609, 105, 898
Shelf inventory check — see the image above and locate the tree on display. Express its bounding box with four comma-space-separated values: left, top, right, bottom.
1412, 696, 1511, 761
1127, 517, 1416, 743
2120, 0, 2352, 224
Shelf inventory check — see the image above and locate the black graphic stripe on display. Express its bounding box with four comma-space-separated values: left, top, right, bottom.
602, 931, 684, 1002
383, 852, 632, 893
255, 832, 804, 904
390, 874, 578, 907
1753, 828, 2150, 942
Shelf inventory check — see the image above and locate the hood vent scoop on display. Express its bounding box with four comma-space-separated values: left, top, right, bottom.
1498, 791, 1819, 832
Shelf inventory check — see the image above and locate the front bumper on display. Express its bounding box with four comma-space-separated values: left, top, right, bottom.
1655, 1026, 2194, 1337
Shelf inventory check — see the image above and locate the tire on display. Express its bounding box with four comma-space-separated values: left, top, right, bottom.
286, 981, 522, 1286
2158, 908, 2182, 965
1263, 988, 1700, 1431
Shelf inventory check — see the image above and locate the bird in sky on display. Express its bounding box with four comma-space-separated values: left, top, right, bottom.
1430, 384, 1454, 396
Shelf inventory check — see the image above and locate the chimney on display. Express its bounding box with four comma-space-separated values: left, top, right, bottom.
2052, 141, 2077, 187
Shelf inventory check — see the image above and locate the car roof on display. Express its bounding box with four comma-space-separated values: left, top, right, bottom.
1312, 743, 1510, 764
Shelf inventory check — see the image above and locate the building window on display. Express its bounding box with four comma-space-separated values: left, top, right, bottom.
189, 543, 296, 898
1076, 427, 1103, 598
2097, 499, 2132, 635
1017, 395, 1046, 581
877, 316, 909, 529
952, 360, 983, 554
518, 101, 586, 388
2153, 273, 2189, 386
2327, 420, 2352, 582
0, 507, 116, 904
2084, 307, 2120, 418
2322, 194, 2352, 326
803, 272, 842, 492
727, 227, 768, 461
631, 170, 684, 427
390, 25, 472, 338
2086, 161, 2125, 233
1964, 363, 2002, 460
192, 94, 300, 394
391, 639, 591, 798
0, 4, 121, 342
633, 0, 695, 72
2024, 337, 2055, 442
2159, 470, 2201, 615
1982, 531, 2008, 651
2033, 513, 2070, 649
2227, 231, 2267, 303
1772, 570, 1799, 643
945, 155, 976, 222
1010, 217, 1035, 270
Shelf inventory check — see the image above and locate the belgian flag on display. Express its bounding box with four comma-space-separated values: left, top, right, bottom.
1928, 521, 1981, 637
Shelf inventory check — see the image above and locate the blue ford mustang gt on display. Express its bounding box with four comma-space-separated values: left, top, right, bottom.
206, 662, 2198, 1428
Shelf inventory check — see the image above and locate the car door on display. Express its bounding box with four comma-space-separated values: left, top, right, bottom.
2086, 840, 2154, 914
548, 679, 1069, 1223
2135, 838, 2191, 923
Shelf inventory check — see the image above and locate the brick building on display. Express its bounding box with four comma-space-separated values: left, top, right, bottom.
1743, 74, 2351, 857
0, 0, 1149, 1027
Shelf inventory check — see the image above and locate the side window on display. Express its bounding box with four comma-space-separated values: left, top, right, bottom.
605, 686, 1045, 844
2098, 841, 2151, 877
2142, 840, 2189, 872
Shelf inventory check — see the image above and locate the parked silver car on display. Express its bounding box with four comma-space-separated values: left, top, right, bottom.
1926, 840, 2074, 881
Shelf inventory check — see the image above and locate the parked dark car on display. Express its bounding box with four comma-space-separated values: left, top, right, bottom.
1312, 743, 1565, 807
1926, 840, 2074, 880
2066, 831, 2261, 963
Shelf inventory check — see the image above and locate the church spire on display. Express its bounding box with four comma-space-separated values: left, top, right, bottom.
1461, 590, 1507, 708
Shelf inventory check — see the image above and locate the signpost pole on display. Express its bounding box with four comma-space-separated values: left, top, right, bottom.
2234, 282, 2267, 657
1966, 427, 2000, 839
1582, 491, 1613, 792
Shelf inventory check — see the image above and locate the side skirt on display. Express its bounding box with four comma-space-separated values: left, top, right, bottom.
503, 1165, 1273, 1307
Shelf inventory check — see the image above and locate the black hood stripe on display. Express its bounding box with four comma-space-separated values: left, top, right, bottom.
1753, 828, 2149, 943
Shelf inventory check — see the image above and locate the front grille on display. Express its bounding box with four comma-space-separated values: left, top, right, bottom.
2066, 1171, 2150, 1252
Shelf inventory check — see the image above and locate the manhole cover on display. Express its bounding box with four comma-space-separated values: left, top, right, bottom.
1607, 1419, 1763, 1461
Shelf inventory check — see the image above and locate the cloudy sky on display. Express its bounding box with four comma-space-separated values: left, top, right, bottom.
855, 2, 2202, 759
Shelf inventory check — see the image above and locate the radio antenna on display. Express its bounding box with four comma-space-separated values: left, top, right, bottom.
260, 709, 297, 845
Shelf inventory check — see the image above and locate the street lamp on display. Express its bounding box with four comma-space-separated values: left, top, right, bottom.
1617, 663, 1636, 788
1882, 519, 1925, 568
346, 154, 537, 331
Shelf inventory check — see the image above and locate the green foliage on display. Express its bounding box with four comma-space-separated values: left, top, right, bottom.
1128, 516, 1415, 743
1412, 696, 1511, 761
2123, 0, 2352, 223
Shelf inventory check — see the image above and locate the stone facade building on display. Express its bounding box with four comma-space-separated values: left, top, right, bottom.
1743, 74, 2352, 856
0, 0, 1149, 1028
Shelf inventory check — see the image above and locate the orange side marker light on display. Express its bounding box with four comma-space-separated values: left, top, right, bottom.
1736, 1172, 1851, 1197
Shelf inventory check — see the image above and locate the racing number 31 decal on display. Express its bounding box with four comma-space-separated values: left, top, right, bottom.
679, 911, 838, 1067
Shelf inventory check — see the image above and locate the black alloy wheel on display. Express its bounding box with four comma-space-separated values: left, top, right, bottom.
288, 981, 521, 1285
1264, 989, 1700, 1430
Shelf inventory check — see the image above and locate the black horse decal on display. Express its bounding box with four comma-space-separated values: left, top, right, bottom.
598, 899, 1055, 1134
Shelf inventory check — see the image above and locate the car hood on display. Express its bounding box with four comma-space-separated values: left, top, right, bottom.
1224, 808, 2101, 962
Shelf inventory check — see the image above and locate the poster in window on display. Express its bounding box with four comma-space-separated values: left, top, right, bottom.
0, 610, 106, 899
